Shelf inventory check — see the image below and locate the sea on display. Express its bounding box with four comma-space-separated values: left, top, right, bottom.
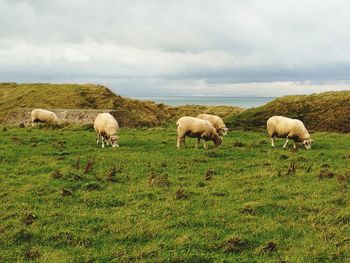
131, 96, 275, 108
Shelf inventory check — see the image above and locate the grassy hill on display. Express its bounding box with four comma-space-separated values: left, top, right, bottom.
225, 91, 350, 132
0, 83, 242, 127
1, 126, 350, 262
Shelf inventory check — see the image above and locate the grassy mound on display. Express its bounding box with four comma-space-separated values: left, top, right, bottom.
225, 91, 350, 132
0, 83, 242, 127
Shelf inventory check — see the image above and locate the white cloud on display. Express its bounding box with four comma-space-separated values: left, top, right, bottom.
1, 0, 350, 95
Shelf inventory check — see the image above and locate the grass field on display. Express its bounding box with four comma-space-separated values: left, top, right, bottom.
1, 126, 350, 262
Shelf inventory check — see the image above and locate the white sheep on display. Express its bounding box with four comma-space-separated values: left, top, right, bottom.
176, 116, 222, 149
267, 116, 313, 149
31, 109, 58, 126
197, 113, 228, 136
94, 113, 119, 148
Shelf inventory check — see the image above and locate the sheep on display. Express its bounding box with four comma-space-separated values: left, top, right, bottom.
94, 113, 119, 148
267, 116, 313, 149
31, 109, 58, 127
176, 116, 222, 149
197, 113, 228, 136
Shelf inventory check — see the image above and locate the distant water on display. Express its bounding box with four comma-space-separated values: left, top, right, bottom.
131, 96, 275, 108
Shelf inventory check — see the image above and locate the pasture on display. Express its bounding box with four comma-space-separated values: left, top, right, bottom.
0, 126, 350, 262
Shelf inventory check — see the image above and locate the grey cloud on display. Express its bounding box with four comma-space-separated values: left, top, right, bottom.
1, 0, 350, 95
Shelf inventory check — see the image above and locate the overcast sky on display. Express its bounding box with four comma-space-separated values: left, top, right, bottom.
1, 0, 350, 96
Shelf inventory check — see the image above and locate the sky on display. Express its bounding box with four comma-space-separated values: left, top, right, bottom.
1, 0, 350, 97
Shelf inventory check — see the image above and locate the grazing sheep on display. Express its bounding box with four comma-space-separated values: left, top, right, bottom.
31, 109, 58, 126
176, 116, 222, 149
94, 113, 119, 148
267, 116, 313, 149
197, 113, 228, 136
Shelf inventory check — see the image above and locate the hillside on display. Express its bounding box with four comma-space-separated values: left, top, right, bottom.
0, 83, 243, 127
225, 91, 350, 132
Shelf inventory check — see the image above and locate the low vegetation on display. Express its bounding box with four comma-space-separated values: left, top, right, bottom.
1, 126, 350, 262
0, 83, 243, 127
225, 91, 350, 132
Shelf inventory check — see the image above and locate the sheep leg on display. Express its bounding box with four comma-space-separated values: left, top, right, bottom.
270, 137, 275, 147
293, 142, 297, 149
101, 137, 105, 148
203, 141, 208, 149
96, 134, 100, 144
195, 138, 200, 149
177, 138, 181, 148
283, 139, 289, 149
177, 137, 185, 148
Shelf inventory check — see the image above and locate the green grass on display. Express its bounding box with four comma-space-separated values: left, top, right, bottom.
1, 126, 350, 262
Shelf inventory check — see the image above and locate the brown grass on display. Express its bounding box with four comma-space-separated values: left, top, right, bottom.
0, 83, 243, 127
225, 91, 350, 132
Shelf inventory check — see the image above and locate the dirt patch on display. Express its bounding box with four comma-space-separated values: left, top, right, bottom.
211, 191, 227, 197
262, 241, 277, 253
337, 172, 350, 184
233, 141, 245, 147
319, 168, 335, 179
83, 182, 100, 191
287, 161, 296, 175
280, 154, 289, 160
175, 186, 188, 200
11, 136, 21, 144
51, 170, 63, 179
148, 173, 170, 187
22, 213, 36, 225
83, 160, 94, 174
24, 247, 41, 261
61, 189, 73, 196
321, 163, 330, 168
240, 206, 254, 215
205, 168, 215, 180
222, 237, 249, 253
306, 165, 313, 173
107, 166, 117, 182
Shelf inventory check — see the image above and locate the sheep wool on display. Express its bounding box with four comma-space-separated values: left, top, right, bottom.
31, 109, 58, 126
176, 116, 222, 149
94, 113, 119, 148
267, 116, 313, 149
197, 113, 228, 136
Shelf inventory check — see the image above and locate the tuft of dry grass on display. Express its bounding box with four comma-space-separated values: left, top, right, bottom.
148, 173, 170, 187
175, 186, 188, 200
83, 160, 94, 174
222, 237, 249, 253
